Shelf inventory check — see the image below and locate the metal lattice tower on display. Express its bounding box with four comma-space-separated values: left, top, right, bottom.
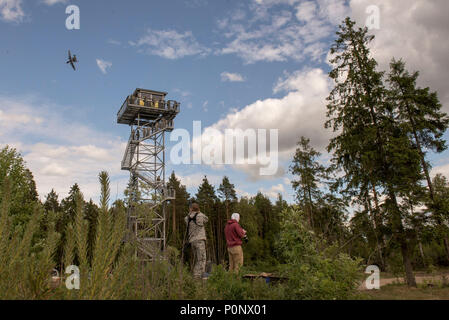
117, 88, 180, 260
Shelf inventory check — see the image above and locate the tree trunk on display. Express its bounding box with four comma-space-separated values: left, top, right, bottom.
401, 240, 417, 287
307, 187, 314, 230
389, 189, 417, 287
172, 203, 176, 244
366, 185, 385, 270
418, 239, 426, 267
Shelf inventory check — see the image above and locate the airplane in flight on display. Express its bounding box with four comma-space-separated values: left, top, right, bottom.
66, 50, 78, 71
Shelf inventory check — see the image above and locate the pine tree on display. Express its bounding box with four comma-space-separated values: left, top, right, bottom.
166, 172, 190, 247
274, 193, 289, 215
57, 183, 84, 265
254, 192, 278, 263
218, 176, 237, 220
388, 59, 449, 261
326, 17, 423, 286
195, 176, 219, 262
61, 183, 83, 224
290, 136, 327, 229
85, 199, 99, 263
44, 189, 60, 213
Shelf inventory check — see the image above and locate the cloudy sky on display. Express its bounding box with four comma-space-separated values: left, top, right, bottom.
0, 0, 448, 203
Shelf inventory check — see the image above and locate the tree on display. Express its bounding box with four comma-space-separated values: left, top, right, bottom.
218, 176, 237, 220
388, 59, 449, 261
429, 174, 449, 261
274, 193, 289, 216
254, 192, 279, 264
44, 189, 60, 213
85, 199, 99, 263
166, 172, 190, 248
0, 146, 39, 228
290, 136, 327, 229
326, 17, 423, 286
195, 176, 220, 262
56, 183, 84, 265
61, 184, 83, 223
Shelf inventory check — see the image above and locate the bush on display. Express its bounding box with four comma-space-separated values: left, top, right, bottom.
205, 265, 285, 300
276, 206, 362, 300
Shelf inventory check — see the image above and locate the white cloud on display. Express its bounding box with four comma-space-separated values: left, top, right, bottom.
295, 1, 317, 22
259, 183, 286, 199
0, 95, 128, 201
431, 162, 449, 180
131, 29, 210, 60
96, 59, 112, 74
350, 0, 449, 109
175, 173, 221, 190
0, 0, 24, 23
218, 0, 348, 63
41, 0, 67, 5
173, 88, 191, 97
202, 100, 209, 112
107, 39, 121, 46
221, 72, 245, 82
192, 68, 333, 180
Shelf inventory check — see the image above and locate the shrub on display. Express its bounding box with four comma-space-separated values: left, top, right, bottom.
276, 206, 362, 300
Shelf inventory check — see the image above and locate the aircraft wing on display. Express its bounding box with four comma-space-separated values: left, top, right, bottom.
68, 50, 72, 60
70, 61, 76, 71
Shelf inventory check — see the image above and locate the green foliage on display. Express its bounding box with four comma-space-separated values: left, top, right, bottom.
205, 265, 285, 300
166, 172, 190, 248
0, 178, 60, 299
290, 136, 327, 229
277, 206, 361, 300
218, 176, 237, 220
0, 146, 38, 228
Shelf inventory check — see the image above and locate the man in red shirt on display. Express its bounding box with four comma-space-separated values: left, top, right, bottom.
225, 213, 247, 272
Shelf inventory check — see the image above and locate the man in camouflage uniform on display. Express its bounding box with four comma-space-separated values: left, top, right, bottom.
185, 202, 208, 279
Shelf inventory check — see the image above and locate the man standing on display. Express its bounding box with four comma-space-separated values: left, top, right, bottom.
184, 202, 208, 279
225, 213, 246, 273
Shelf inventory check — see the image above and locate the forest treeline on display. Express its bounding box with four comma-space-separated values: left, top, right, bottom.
0, 18, 449, 299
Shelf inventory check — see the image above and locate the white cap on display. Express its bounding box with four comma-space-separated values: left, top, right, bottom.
231, 213, 240, 222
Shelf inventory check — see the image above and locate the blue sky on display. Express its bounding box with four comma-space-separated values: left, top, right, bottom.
1, 0, 449, 205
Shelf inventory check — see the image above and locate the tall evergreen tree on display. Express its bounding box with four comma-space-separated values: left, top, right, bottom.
85, 199, 99, 263
326, 17, 423, 286
254, 192, 279, 264
290, 136, 327, 229
44, 189, 60, 213
57, 184, 84, 265
61, 184, 83, 224
388, 59, 449, 260
195, 176, 219, 262
218, 176, 237, 220
166, 172, 190, 248
274, 193, 289, 215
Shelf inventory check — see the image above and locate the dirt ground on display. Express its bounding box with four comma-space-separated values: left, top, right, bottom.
359, 272, 449, 290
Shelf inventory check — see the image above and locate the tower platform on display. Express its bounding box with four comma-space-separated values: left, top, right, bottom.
117, 88, 180, 125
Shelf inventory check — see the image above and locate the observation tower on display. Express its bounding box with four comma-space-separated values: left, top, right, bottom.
117, 88, 180, 260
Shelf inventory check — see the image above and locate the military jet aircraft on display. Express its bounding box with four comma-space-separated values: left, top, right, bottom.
66, 50, 78, 71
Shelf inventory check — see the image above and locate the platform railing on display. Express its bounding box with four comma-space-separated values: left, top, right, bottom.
117, 96, 131, 119
117, 96, 180, 117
